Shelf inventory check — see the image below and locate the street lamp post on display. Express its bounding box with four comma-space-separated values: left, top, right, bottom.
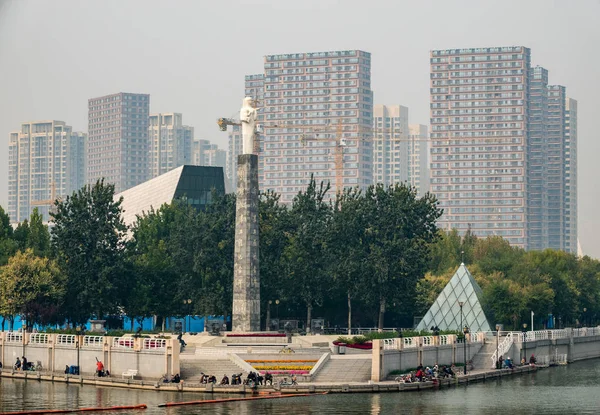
182, 299, 192, 332
275, 299, 280, 320
463, 326, 469, 375
583, 308, 587, 327
495, 324, 500, 369
266, 300, 272, 331
76, 326, 81, 375
523, 324, 528, 360
458, 301, 467, 374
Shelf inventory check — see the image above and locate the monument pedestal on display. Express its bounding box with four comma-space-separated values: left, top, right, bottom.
232, 154, 260, 332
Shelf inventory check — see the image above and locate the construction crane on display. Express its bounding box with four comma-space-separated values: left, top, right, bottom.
217, 117, 321, 154
30, 180, 59, 213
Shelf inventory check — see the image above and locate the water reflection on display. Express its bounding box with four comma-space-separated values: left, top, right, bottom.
2, 360, 600, 414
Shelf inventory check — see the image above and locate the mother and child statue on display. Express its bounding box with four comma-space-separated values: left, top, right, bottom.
240, 96, 258, 155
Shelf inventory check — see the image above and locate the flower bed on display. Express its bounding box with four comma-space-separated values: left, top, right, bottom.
245, 359, 318, 364
258, 370, 310, 375
333, 340, 372, 350
226, 333, 286, 337
253, 365, 314, 371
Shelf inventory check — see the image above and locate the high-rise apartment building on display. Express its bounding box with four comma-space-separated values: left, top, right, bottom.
546, 85, 566, 250
148, 113, 193, 178
408, 124, 430, 196
373, 105, 409, 186
8, 121, 87, 222
564, 98, 578, 254
260, 50, 373, 202
527, 66, 549, 250
430, 46, 530, 248
193, 139, 226, 168
88, 92, 150, 193
430, 46, 577, 252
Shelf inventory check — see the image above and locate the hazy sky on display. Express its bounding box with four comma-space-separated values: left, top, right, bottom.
1, 0, 599, 257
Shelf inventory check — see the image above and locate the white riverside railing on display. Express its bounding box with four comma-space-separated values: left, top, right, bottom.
491, 332, 514, 368
439, 335, 449, 345
6, 332, 23, 343
403, 337, 417, 348
29, 333, 49, 344
383, 338, 397, 350
550, 329, 568, 339
112, 337, 135, 349
573, 327, 600, 337
56, 334, 75, 346
422, 336, 434, 346
143, 338, 166, 350
83, 335, 104, 348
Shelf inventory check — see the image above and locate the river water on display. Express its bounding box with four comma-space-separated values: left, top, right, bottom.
2, 359, 600, 414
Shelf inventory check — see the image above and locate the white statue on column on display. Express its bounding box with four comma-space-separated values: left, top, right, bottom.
240, 96, 257, 155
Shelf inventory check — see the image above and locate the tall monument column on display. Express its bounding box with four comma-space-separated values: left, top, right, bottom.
232, 153, 260, 331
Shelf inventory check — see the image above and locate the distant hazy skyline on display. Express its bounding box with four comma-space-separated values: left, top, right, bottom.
1, 0, 599, 257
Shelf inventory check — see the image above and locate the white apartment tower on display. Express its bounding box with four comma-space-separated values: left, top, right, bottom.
564, 98, 577, 254
430, 47, 530, 248
260, 50, 373, 202
88, 92, 149, 193
8, 121, 87, 222
193, 139, 226, 169
408, 124, 430, 196
373, 105, 409, 186
148, 113, 193, 178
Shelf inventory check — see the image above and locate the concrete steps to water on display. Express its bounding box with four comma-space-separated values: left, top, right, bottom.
471, 338, 499, 370
312, 356, 372, 382
179, 358, 248, 382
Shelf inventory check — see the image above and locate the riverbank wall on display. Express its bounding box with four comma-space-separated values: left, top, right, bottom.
0, 332, 179, 378
509, 327, 600, 364
0, 364, 539, 394
371, 332, 484, 381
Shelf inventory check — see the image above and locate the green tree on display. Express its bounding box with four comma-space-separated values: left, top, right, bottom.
429, 229, 462, 275
0, 249, 65, 329
191, 192, 236, 321
283, 177, 333, 333
473, 236, 524, 276
329, 188, 368, 334
128, 202, 193, 328
360, 183, 442, 330
0, 206, 17, 266
259, 190, 290, 328
26, 208, 50, 257
50, 179, 127, 324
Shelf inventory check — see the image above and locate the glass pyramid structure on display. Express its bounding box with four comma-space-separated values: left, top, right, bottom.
416, 263, 491, 333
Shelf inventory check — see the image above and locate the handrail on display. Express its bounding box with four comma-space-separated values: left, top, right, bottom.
56, 334, 76, 345
29, 333, 49, 344
422, 336, 434, 346
403, 337, 417, 348
6, 332, 23, 343
112, 337, 135, 349
83, 335, 104, 348
491, 332, 513, 368
143, 338, 166, 350
439, 335, 449, 345
382, 338, 397, 350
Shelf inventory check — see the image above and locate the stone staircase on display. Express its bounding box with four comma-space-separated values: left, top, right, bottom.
180, 358, 249, 383
471, 338, 498, 370
311, 356, 372, 383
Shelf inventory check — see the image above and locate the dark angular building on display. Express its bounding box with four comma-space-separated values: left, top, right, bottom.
116, 165, 225, 228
